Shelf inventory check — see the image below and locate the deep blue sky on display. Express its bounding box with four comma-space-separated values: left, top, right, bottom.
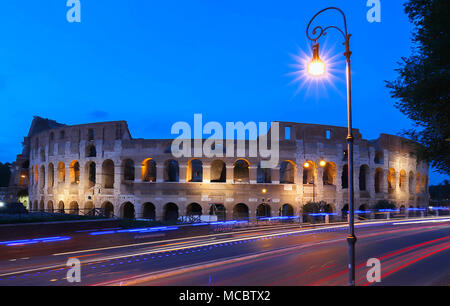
0, 0, 448, 184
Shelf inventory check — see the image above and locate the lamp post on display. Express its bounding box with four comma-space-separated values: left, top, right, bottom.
306, 7, 357, 286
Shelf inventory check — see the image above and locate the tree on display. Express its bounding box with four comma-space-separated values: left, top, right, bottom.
386, 0, 450, 175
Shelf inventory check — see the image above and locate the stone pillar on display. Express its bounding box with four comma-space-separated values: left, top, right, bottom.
272, 167, 280, 184
249, 166, 257, 184
226, 165, 234, 184
179, 165, 187, 183
134, 162, 142, 183
156, 164, 164, 183
203, 165, 211, 183
114, 163, 122, 191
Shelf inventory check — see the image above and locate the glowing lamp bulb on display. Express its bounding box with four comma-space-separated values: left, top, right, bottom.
319, 160, 327, 167
262, 188, 267, 194
308, 43, 325, 77
304, 162, 310, 168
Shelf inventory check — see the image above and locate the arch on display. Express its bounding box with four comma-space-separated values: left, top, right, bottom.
409, 171, 415, 194
341, 164, 349, 189
187, 159, 203, 182
48, 163, 54, 188
233, 203, 249, 220
47, 200, 54, 213
374, 151, 384, 164
58, 201, 65, 214
69, 201, 79, 215
141, 158, 156, 182
102, 159, 115, 188
57, 162, 65, 183
39, 165, 46, 189
19, 170, 29, 187
303, 161, 315, 184
210, 160, 226, 183
387, 168, 396, 193
102, 201, 114, 218
421, 174, 426, 192
84, 201, 94, 216
399, 170, 407, 192
39, 200, 45, 212
86, 144, 97, 158
142, 202, 155, 220
359, 164, 369, 191
257, 162, 271, 183
164, 159, 179, 182
186, 203, 202, 216
40, 148, 45, 162
375, 168, 383, 193
399, 205, 406, 216
164, 202, 179, 222
256, 203, 271, 218
322, 162, 337, 186
209, 204, 226, 221
34, 164, 39, 184
122, 159, 135, 181
234, 159, 249, 183
85, 161, 96, 188
280, 160, 296, 184
416, 172, 421, 194
121, 202, 135, 219
70, 160, 80, 184
279, 204, 294, 217
341, 204, 349, 220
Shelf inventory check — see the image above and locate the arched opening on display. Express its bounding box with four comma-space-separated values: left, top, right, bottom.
57, 162, 65, 184
375, 168, 383, 193
47, 201, 54, 213
102, 202, 114, 218
387, 168, 396, 193
84, 201, 94, 216
399, 205, 406, 216
209, 204, 226, 221
39, 200, 45, 212
233, 203, 249, 220
416, 172, 421, 194
19, 170, 29, 187
34, 165, 39, 184
102, 159, 115, 188
210, 160, 226, 183
121, 202, 135, 219
256, 203, 271, 218
279, 204, 294, 217
399, 170, 407, 192
359, 165, 369, 191
39, 165, 45, 189
257, 162, 271, 183
123, 159, 135, 181
280, 161, 295, 184
69, 202, 79, 215
85, 161, 96, 188
40, 148, 45, 162
142, 202, 155, 220
374, 151, 384, 164
341, 164, 349, 189
421, 174, 426, 192
187, 159, 203, 182
358, 204, 369, 220
409, 171, 414, 194
141, 158, 156, 182
164, 203, 179, 222
48, 163, 54, 188
303, 161, 315, 184
86, 144, 97, 158
164, 160, 179, 182
234, 159, 249, 183
322, 162, 336, 185
58, 201, 65, 214
186, 203, 202, 216
70, 160, 80, 184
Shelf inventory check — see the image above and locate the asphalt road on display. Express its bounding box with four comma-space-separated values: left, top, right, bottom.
0, 217, 449, 286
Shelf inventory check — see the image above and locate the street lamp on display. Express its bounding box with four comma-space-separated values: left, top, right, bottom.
306, 7, 357, 286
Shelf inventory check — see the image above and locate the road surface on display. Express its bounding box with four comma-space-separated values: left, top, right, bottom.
0, 217, 449, 286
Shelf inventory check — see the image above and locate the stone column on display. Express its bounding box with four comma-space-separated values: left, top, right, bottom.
114, 163, 122, 192
179, 165, 187, 183
134, 162, 142, 183
156, 164, 164, 183
226, 165, 234, 184
249, 165, 257, 184
272, 167, 280, 184
203, 165, 211, 183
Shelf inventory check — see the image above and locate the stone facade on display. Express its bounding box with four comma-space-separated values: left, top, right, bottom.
8, 117, 430, 221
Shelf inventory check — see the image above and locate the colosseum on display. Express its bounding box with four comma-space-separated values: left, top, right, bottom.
8, 116, 430, 221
